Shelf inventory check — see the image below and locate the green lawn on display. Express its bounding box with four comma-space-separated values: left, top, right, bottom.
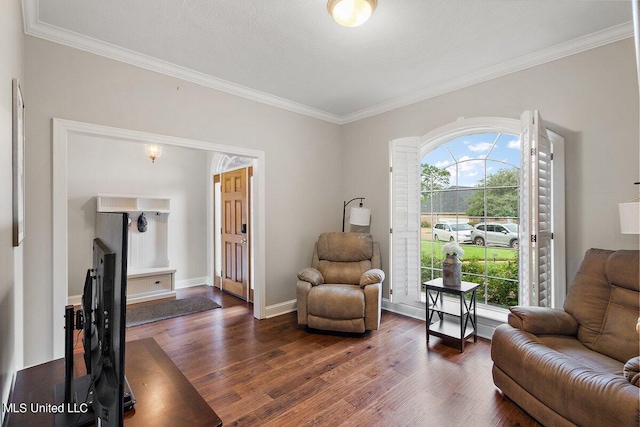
421, 240, 517, 261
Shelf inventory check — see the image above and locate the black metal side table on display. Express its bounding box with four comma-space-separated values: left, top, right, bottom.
424, 278, 480, 352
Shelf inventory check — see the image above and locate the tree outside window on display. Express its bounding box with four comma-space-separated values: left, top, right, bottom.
421, 132, 520, 308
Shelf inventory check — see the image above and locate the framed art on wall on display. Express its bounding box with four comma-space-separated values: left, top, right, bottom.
12, 78, 24, 247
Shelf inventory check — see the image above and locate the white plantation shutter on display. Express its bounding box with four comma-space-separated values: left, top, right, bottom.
389, 137, 421, 304
519, 110, 554, 307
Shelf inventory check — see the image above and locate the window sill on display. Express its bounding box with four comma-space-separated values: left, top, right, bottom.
476, 305, 509, 323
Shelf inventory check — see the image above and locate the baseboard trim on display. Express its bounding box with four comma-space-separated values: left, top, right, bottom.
175, 276, 211, 289
381, 299, 425, 321
67, 294, 82, 306
265, 299, 297, 319
126, 291, 177, 305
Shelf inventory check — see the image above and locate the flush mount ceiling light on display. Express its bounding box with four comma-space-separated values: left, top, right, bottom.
327, 0, 377, 27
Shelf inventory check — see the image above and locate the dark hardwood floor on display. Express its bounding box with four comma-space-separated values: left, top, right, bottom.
123, 286, 540, 427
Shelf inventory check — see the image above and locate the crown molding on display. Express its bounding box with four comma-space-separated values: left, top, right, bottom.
340, 21, 634, 124
22, 0, 344, 125
23, 0, 632, 126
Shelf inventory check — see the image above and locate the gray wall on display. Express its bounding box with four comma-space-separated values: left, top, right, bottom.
342, 38, 640, 299
0, 0, 24, 420
67, 134, 209, 296
24, 36, 343, 366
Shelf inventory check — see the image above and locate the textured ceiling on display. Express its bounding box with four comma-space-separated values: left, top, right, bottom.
26, 0, 633, 123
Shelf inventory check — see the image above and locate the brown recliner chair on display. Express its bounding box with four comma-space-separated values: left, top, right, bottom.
296, 233, 384, 333
491, 249, 640, 427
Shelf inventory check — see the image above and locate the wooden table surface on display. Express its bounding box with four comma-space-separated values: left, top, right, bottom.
5, 337, 222, 427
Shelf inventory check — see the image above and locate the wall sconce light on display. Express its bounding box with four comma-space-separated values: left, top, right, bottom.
343, 197, 371, 232
145, 144, 163, 163
619, 182, 640, 234
327, 0, 377, 27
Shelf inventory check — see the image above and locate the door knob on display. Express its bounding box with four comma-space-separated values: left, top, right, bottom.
240, 238, 247, 244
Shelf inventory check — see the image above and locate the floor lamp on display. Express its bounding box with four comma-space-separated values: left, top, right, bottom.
342, 198, 371, 232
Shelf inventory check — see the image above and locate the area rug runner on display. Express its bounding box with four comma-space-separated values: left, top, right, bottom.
126, 296, 221, 327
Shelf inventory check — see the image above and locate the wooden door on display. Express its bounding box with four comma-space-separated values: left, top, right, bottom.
221, 168, 250, 300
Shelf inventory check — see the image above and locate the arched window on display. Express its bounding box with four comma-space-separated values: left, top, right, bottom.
390, 113, 565, 312
422, 131, 521, 308
215, 154, 253, 173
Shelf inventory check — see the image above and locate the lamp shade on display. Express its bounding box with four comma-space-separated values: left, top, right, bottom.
349, 206, 371, 226
619, 201, 640, 234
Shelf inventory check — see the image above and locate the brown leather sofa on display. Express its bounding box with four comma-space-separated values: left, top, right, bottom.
491, 249, 640, 427
296, 232, 384, 333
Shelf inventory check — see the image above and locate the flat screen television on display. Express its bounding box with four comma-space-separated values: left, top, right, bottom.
55, 212, 133, 427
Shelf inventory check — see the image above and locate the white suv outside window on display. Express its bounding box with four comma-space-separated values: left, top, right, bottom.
432, 222, 473, 243
470, 223, 519, 249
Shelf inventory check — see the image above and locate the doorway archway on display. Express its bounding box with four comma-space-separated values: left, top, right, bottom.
51, 118, 266, 358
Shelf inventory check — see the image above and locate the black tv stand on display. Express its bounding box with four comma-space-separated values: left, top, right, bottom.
53, 375, 93, 427
53, 375, 135, 427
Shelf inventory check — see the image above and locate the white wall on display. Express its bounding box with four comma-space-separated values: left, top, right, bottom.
342, 38, 640, 299
67, 134, 208, 296
24, 36, 343, 366
0, 0, 24, 419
